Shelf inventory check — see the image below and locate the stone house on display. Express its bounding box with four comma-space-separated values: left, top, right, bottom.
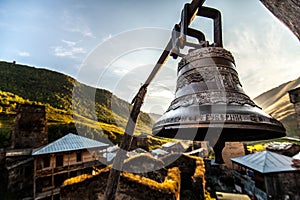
1, 104, 112, 199
5, 148, 34, 198
1, 104, 47, 199
231, 150, 300, 200
32, 133, 108, 200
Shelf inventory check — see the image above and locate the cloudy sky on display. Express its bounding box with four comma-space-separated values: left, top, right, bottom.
1, 0, 299, 114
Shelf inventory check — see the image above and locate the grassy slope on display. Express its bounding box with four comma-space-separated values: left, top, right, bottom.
254, 76, 300, 136
0, 61, 153, 146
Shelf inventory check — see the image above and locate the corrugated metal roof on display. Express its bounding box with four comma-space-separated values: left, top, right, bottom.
32, 133, 108, 156
231, 150, 298, 173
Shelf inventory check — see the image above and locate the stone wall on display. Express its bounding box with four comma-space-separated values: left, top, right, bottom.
61, 153, 206, 200
60, 168, 178, 200
289, 88, 300, 135
12, 104, 47, 148
295, 102, 300, 131
222, 142, 245, 170
265, 172, 300, 200
0, 148, 5, 164
260, 0, 300, 40
129, 134, 149, 151
5, 156, 34, 199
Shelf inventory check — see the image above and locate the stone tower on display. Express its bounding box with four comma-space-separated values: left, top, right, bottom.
11, 104, 47, 149
288, 87, 300, 135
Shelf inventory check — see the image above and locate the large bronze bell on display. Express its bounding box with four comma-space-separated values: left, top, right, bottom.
152, 47, 286, 163
151, 3, 286, 163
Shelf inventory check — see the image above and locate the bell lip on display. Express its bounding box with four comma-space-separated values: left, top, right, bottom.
153, 104, 283, 129
153, 122, 286, 130
152, 123, 286, 142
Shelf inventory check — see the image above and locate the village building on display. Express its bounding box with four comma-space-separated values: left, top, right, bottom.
32, 133, 108, 200
221, 142, 246, 169
5, 148, 34, 199
11, 104, 48, 149
161, 141, 191, 153
151, 148, 168, 158
231, 150, 300, 200
0, 104, 111, 199
288, 87, 300, 135
292, 152, 300, 167
3, 104, 47, 199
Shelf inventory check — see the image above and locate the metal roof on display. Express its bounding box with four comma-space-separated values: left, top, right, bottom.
32, 133, 108, 156
162, 141, 190, 149
162, 142, 176, 148
151, 148, 168, 155
184, 148, 204, 155
103, 152, 116, 162
231, 150, 298, 174
293, 152, 300, 160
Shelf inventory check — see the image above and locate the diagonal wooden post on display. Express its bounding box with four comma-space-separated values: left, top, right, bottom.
103, 1, 205, 199
103, 40, 172, 200
103, 86, 147, 200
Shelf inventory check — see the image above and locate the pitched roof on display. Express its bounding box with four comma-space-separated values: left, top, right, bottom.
151, 148, 168, 155
293, 152, 300, 160
162, 141, 190, 149
32, 133, 108, 156
231, 150, 299, 174
184, 148, 204, 155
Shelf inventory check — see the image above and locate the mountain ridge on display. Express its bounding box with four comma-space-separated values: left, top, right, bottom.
0, 61, 154, 146
254, 76, 300, 136
0, 60, 298, 147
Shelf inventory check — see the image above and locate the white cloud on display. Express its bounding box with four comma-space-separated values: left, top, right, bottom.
225, 21, 300, 99
52, 46, 86, 58
52, 39, 86, 58
62, 39, 77, 47
18, 51, 30, 57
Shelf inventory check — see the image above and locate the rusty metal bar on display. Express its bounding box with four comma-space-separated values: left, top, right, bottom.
180, 4, 189, 48
187, 28, 206, 42
197, 6, 223, 47
171, 24, 206, 59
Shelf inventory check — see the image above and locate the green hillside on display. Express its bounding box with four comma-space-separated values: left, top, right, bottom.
254, 76, 300, 137
0, 61, 154, 147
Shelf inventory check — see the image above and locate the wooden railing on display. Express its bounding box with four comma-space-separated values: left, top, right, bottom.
36, 160, 102, 177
